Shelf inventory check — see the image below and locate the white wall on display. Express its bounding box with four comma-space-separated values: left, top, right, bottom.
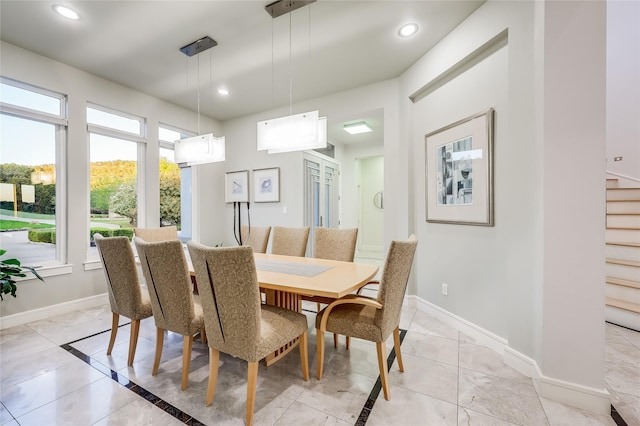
0, 41, 220, 318
399, 0, 608, 411
202, 80, 398, 249
606, 0, 640, 179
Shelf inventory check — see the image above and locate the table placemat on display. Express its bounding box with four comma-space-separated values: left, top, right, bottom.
255, 259, 332, 277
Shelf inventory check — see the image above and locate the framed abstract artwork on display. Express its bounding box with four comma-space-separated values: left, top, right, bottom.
253, 167, 280, 203
425, 108, 494, 226
225, 170, 249, 203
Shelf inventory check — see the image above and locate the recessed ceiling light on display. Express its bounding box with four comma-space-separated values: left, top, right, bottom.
398, 23, 418, 38
217, 88, 229, 96
53, 5, 79, 20
343, 121, 372, 135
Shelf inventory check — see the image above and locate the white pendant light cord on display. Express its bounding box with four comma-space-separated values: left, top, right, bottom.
197, 53, 201, 135
289, 11, 293, 116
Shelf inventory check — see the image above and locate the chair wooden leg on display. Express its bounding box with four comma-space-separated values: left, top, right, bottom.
333, 333, 338, 348
181, 335, 194, 390
206, 347, 220, 406
127, 319, 141, 366
316, 302, 321, 312
246, 361, 259, 426
393, 327, 404, 372
316, 328, 325, 379
346, 336, 350, 350
152, 328, 164, 376
376, 341, 390, 400
107, 313, 119, 356
200, 328, 207, 344
299, 331, 309, 381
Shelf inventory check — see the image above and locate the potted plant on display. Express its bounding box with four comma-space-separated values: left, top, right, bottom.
0, 249, 44, 300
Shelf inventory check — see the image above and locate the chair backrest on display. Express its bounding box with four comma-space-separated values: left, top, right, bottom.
187, 242, 261, 360
271, 226, 310, 257
133, 237, 196, 334
94, 233, 144, 318
134, 226, 178, 242
314, 227, 358, 262
240, 225, 271, 254
375, 235, 418, 338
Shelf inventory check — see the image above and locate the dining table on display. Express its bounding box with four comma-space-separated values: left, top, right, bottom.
177, 249, 378, 365
251, 253, 378, 364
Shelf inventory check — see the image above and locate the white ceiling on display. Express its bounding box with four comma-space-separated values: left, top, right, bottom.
0, 0, 484, 146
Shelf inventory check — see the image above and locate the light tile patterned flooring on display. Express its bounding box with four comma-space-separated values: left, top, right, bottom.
1, 299, 637, 426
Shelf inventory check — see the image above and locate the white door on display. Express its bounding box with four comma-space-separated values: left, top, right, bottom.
304, 152, 340, 256
356, 155, 384, 259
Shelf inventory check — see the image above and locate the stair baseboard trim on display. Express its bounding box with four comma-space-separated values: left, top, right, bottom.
606, 242, 640, 248
606, 258, 640, 268
408, 295, 611, 415
606, 297, 640, 314
606, 171, 640, 183
606, 277, 640, 290
0, 293, 109, 330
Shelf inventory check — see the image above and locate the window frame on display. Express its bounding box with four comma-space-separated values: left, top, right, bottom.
0, 77, 69, 273
86, 103, 147, 263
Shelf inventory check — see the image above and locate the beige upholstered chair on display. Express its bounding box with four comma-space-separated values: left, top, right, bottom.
240, 225, 271, 254
313, 227, 359, 329
315, 235, 418, 400
314, 227, 358, 262
133, 237, 205, 390
134, 225, 178, 242
94, 233, 153, 366
187, 242, 309, 426
270, 226, 310, 257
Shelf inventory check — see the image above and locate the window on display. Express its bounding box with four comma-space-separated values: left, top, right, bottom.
87, 104, 145, 260
159, 124, 194, 242
0, 77, 67, 266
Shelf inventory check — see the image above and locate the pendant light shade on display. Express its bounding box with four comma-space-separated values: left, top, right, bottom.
175, 133, 225, 165
256, 0, 326, 154
257, 111, 327, 153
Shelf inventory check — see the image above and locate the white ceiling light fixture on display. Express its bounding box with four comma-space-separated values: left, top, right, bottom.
53, 5, 79, 20
217, 88, 229, 96
175, 36, 225, 165
343, 121, 372, 135
398, 23, 418, 37
257, 0, 327, 154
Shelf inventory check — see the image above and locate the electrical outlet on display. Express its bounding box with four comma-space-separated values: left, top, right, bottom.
442, 283, 448, 296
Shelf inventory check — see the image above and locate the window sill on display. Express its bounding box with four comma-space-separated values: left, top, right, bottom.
23, 263, 73, 280
83, 260, 102, 271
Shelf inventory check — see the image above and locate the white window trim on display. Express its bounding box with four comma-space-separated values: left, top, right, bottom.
1, 79, 69, 268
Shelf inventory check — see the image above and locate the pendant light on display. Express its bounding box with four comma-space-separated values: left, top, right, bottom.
257, 0, 327, 154
175, 36, 226, 165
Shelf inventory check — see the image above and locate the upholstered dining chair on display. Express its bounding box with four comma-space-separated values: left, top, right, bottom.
314, 227, 358, 262
270, 226, 310, 257
240, 225, 271, 254
133, 237, 205, 390
134, 225, 178, 242
187, 242, 309, 426
312, 227, 359, 330
94, 233, 153, 366
315, 235, 417, 401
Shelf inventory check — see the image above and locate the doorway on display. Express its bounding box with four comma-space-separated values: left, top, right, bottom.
303, 151, 340, 256
356, 155, 384, 260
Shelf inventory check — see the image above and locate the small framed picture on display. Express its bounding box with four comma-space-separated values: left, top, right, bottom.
253, 167, 280, 203
225, 170, 249, 203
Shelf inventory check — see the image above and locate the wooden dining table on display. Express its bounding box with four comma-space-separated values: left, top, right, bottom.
180, 250, 378, 365
252, 253, 378, 364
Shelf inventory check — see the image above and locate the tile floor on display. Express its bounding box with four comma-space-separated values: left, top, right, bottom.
0, 299, 637, 426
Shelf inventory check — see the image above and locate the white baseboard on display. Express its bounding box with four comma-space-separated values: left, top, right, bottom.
407, 295, 507, 354
0, 293, 109, 330
408, 295, 611, 415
